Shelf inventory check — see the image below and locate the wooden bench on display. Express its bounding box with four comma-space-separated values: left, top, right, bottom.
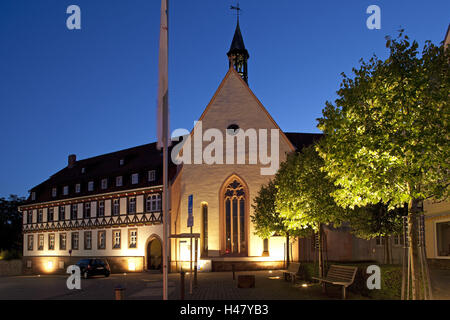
312, 265, 358, 299
282, 262, 301, 283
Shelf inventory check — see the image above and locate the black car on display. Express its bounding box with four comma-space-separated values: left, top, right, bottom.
76, 258, 111, 279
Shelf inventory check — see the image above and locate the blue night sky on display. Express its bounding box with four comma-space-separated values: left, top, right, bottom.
0, 0, 449, 198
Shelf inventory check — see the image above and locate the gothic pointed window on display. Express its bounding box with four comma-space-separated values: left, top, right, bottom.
222, 178, 247, 255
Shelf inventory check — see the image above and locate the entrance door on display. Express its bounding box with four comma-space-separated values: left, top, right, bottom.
147, 238, 162, 271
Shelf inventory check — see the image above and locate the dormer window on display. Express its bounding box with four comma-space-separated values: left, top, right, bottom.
75, 184, 81, 193
63, 186, 69, 196
88, 181, 94, 192
132, 173, 139, 185
52, 188, 57, 198
101, 179, 108, 190
116, 176, 123, 187
119, 159, 125, 166
148, 170, 156, 182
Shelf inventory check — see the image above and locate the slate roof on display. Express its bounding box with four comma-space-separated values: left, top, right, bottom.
26, 142, 177, 204
26, 133, 322, 204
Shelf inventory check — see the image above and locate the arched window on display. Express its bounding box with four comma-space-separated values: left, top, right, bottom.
222, 177, 247, 255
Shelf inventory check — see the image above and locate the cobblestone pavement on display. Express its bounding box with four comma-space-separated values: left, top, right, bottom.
0, 270, 347, 300
430, 268, 450, 300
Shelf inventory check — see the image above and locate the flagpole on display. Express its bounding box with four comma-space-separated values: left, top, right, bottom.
163, 0, 170, 301
163, 112, 168, 301
157, 0, 170, 301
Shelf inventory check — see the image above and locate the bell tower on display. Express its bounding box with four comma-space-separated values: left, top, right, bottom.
227, 3, 250, 85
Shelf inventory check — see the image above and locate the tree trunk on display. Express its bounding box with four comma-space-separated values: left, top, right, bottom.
408, 198, 421, 300
286, 232, 290, 268
318, 223, 325, 292
384, 236, 391, 264
318, 223, 324, 277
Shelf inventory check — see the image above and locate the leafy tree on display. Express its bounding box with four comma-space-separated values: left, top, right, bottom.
317, 32, 449, 299
274, 146, 348, 277
251, 180, 307, 266
347, 203, 407, 263
0, 195, 25, 253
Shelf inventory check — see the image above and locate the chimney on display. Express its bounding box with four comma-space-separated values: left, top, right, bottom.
68, 154, 77, 168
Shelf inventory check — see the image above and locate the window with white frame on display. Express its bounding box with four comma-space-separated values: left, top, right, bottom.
88, 181, 94, 192
84, 231, 92, 250
84, 202, 91, 218
98, 231, 106, 250
48, 208, 54, 222
63, 186, 69, 195
98, 200, 105, 217
129, 229, 137, 248
27, 211, 33, 224
59, 206, 65, 221
375, 236, 385, 246
393, 234, 404, 246
148, 170, 156, 182
49, 234, 55, 250
38, 209, 43, 223
101, 178, 108, 190
113, 199, 120, 216
52, 188, 57, 197
71, 232, 79, 250
436, 221, 450, 257
119, 159, 124, 166
75, 184, 81, 193
116, 176, 123, 187
60, 233, 67, 250
146, 194, 161, 212
27, 235, 34, 251
113, 230, 121, 249
128, 197, 136, 214
38, 234, 44, 250
131, 173, 139, 185
31, 192, 36, 200
71, 204, 78, 220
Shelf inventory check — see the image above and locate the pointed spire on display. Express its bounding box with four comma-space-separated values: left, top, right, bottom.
227, 20, 250, 85
228, 21, 247, 53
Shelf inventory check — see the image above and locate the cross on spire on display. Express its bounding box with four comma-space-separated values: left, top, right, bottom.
230, 1, 241, 22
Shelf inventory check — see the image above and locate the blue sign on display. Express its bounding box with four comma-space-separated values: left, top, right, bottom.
187, 195, 194, 227
188, 195, 193, 215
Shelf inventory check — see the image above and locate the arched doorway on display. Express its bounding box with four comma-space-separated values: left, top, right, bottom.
146, 236, 162, 271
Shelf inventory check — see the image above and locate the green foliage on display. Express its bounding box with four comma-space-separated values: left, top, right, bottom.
251, 180, 307, 239
275, 146, 348, 231
251, 181, 286, 239
0, 249, 22, 261
346, 203, 406, 239
0, 195, 25, 251
300, 262, 402, 299
317, 32, 450, 210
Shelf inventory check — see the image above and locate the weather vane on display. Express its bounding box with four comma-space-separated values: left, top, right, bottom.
230, 1, 241, 22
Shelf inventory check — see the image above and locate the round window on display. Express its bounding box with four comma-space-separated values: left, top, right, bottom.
227, 124, 240, 135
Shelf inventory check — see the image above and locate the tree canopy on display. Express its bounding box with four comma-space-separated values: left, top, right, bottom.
317, 32, 449, 211
0, 195, 25, 252
275, 145, 347, 231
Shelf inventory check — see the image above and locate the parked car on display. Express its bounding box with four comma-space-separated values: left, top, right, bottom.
76, 258, 111, 279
